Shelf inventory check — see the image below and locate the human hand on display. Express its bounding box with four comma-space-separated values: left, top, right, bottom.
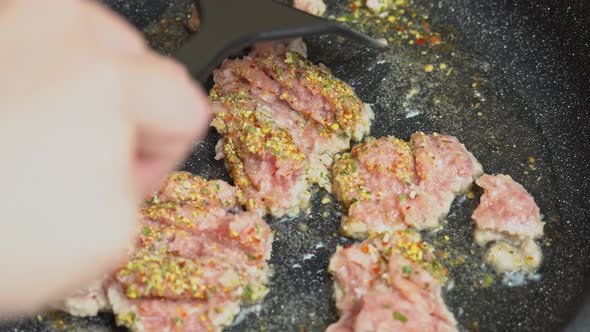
0, 0, 210, 315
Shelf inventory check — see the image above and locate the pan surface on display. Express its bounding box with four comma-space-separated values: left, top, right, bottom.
1, 0, 589, 331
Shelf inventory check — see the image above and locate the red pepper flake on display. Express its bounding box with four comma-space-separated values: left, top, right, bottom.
430, 36, 440, 44
394, 25, 405, 31
350, 3, 357, 11
416, 37, 425, 45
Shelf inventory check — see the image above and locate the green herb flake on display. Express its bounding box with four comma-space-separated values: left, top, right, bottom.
201, 187, 209, 194
393, 311, 408, 323
142, 227, 151, 236
246, 125, 256, 134
277, 68, 284, 76
285, 53, 294, 64
215, 183, 221, 190
248, 254, 258, 261
174, 317, 184, 326
299, 223, 309, 232
482, 273, 494, 288
145, 281, 153, 294
349, 161, 357, 173
244, 284, 254, 301
402, 266, 412, 274
399, 193, 407, 201
119, 312, 137, 326
337, 14, 354, 22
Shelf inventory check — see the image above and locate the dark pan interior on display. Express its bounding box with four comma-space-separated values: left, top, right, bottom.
2, 0, 589, 331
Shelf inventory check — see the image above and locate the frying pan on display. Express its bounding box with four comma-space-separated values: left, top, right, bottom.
2, 0, 589, 331
173, 0, 386, 82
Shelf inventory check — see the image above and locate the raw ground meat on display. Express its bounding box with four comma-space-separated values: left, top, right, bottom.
211, 42, 373, 218
472, 174, 544, 273
293, 0, 327, 16
365, 0, 392, 14
51, 277, 110, 317
332, 136, 417, 239
483, 240, 542, 273
349, 284, 456, 332
108, 283, 242, 332
365, 0, 407, 14
156, 172, 240, 209
473, 174, 543, 241
327, 230, 457, 332
332, 133, 482, 239
401, 132, 484, 227
59, 172, 273, 332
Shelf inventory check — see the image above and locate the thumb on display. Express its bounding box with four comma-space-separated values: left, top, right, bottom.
123, 52, 212, 197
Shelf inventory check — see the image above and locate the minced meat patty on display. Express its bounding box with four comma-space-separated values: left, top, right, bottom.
51, 277, 110, 317
332, 133, 482, 239
472, 174, 544, 273
327, 230, 457, 332
211, 42, 373, 218
59, 172, 273, 332
401, 132, 484, 228
293, 0, 327, 16
332, 136, 417, 238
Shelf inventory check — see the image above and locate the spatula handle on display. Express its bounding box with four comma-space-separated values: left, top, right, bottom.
173, 0, 385, 83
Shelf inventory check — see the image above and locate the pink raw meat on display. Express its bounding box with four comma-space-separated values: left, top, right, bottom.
473, 174, 543, 241
333, 133, 482, 239
60, 172, 273, 332
211, 42, 372, 217
472, 174, 544, 273
327, 231, 457, 332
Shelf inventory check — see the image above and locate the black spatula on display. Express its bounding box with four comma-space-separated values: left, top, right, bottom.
173, 0, 386, 83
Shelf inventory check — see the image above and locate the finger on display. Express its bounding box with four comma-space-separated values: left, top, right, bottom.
81, 0, 146, 54
122, 52, 212, 196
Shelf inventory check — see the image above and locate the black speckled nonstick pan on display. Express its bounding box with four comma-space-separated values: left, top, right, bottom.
2, 0, 589, 331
